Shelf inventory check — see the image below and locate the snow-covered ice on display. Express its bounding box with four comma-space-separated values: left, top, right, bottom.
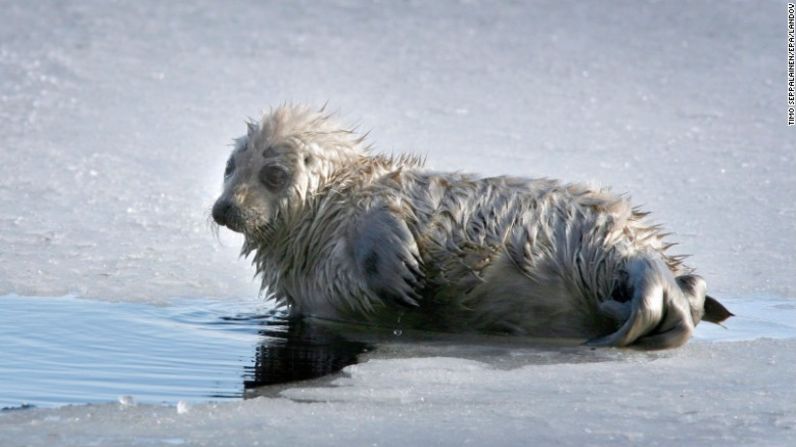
0, 0, 793, 445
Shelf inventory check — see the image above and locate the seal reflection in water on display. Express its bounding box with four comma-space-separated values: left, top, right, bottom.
212, 104, 732, 350
242, 315, 369, 390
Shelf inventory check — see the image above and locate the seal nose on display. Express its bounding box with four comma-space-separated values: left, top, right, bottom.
212, 199, 233, 226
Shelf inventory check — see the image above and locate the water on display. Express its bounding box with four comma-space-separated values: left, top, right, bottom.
0, 295, 368, 410
690, 296, 796, 342
0, 294, 793, 411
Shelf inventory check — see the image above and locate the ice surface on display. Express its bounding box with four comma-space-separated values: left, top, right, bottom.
0, 0, 794, 445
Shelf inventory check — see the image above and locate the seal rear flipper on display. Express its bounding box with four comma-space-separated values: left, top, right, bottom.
587, 257, 696, 349
702, 295, 734, 324
675, 275, 733, 325
628, 320, 693, 350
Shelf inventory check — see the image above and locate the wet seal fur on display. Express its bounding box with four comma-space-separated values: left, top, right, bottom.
212, 104, 732, 349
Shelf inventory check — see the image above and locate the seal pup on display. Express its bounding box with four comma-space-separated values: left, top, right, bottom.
212, 104, 732, 349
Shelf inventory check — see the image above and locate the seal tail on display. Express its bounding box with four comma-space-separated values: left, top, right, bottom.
587, 256, 730, 350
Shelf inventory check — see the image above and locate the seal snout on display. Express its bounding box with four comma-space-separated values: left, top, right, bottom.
212, 198, 242, 232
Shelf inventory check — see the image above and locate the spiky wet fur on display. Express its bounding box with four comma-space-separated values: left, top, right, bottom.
216, 104, 730, 349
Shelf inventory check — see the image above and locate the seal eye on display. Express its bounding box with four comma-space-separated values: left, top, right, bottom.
259, 165, 289, 191
224, 158, 235, 178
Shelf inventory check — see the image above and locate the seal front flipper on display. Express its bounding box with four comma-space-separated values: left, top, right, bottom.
347, 205, 425, 309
